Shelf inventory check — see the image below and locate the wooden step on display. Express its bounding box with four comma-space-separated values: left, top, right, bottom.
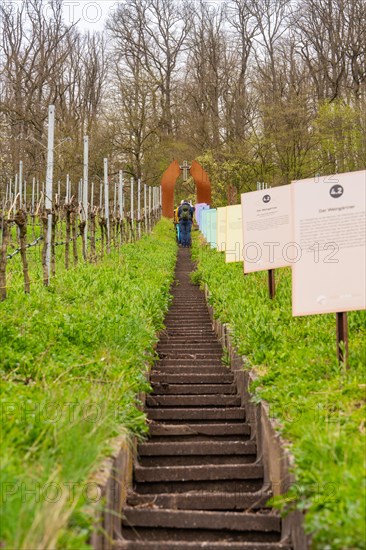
150, 373, 234, 384
122, 508, 281, 533
134, 463, 263, 483
146, 394, 242, 407
151, 383, 237, 395
126, 490, 272, 510
148, 422, 251, 438
138, 440, 256, 456
157, 352, 223, 360
146, 408, 246, 421
152, 366, 230, 374
134, 478, 264, 495
159, 358, 223, 366
116, 541, 291, 550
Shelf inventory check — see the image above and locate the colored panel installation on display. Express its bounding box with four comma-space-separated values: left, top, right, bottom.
216, 207, 227, 252
225, 204, 243, 263
200, 208, 210, 239
207, 209, 217, 248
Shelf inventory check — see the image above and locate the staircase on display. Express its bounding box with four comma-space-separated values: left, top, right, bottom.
116, 247, 291, 549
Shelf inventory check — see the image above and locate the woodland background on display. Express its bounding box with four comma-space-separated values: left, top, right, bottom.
1, 0, 365, 204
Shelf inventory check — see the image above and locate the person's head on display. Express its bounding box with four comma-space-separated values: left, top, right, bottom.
180, 200, 184, 205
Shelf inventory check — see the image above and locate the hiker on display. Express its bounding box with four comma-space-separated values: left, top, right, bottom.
178, 199, 195, 247
173, 205, 180, 243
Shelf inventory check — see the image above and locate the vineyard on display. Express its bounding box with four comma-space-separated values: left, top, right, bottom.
0, 159, 162, 300
0, 219, 177, 549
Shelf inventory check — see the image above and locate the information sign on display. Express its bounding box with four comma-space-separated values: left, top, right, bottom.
241, 185, 292, 273
292, 170, 366, 316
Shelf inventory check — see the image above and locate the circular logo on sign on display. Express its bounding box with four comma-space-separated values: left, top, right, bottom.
263, 194, 271, 203
329, 185, 344, 198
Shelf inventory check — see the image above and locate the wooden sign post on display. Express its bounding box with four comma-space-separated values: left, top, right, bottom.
336, 312, 349, 367
268, 269, 276, 299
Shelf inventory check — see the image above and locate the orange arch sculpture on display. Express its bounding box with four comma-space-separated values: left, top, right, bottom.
161, 159, 212, 217
161, 160, 181, 218
190, 160, 212, 206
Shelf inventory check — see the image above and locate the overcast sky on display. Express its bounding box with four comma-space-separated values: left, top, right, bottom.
5, 0, 117, 32
62, 0, 117, 31
6, 0, 225, 33
63, 0, 225, 32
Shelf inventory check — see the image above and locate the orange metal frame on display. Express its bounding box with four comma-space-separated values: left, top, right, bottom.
161, 159, 212, 218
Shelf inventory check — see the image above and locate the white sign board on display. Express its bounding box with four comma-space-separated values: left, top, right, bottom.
241, 185, 292, 273
216, 207, 227, 252
225, 204, 243, 263
292, 170, 366, 316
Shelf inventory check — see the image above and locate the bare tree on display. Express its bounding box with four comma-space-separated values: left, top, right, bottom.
0, 0, 74, 179
292, 0, 365, 101
248, 0, 292, 97
108, 0, 191, 137
185, 1, 226, 149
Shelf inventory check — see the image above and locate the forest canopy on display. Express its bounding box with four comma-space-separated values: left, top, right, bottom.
1, 0, 365, 203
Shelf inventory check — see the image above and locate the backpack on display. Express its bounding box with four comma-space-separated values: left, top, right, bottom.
181, 204, 191, 220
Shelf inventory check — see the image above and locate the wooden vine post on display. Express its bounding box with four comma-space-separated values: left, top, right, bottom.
79, 219, 87, 260
99, 216, 106, 258
51, 198, 58, 277
41, 210, 49, 285
44, 105, 55, 285
144, 183, 147, 234
148, 185, 152, 233
65, 197, 74, 270
137, 178, 141, 239
72, 205, 79, 265
130, 177, 135, 242
118, 170, 124, 245
90, 207, 97, 261
14, 210, 30, 293
104, 158, 110, 254
0, 214, 9, 301
83, 136, 89, 260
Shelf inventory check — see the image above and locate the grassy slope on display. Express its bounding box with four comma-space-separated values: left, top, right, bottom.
0, 219, 177, 550
192, 234, 366, 549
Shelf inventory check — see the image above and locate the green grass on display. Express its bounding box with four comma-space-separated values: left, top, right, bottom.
192, 233, 366, 549
0, 218, 177, 550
